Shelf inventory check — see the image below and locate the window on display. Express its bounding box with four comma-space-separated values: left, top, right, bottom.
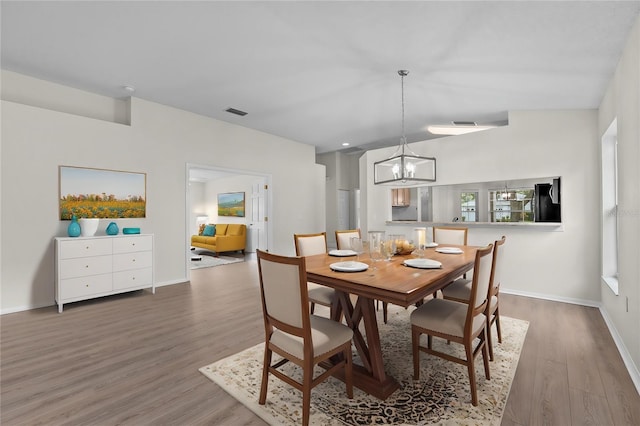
460, 192, 478, 222
601, 119, 618, 295
489, 188, 534, 222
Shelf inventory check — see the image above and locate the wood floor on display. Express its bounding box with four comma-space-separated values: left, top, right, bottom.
2, 257, 639, 425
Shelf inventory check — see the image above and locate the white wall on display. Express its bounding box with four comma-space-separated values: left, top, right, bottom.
1, 71, 325, 313
361, 109, 601, 303
598, 15, 640, 385
203, 175, 261, 224
317, 151, 360, 248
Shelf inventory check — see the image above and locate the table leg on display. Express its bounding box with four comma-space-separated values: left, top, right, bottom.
330, 291, 400, 400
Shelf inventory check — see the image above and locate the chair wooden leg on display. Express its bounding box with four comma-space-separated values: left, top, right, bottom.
487, 320, 495, 362
302, 359, 313, 426
482, 331, 491, 381
259, 346, 272, 405
310, 302, 315, 314
465, 343, 478, 406
411, 327, 421, 380
344, 344, 354, 399
382, 302, 388, 324
494, 308, 502, 343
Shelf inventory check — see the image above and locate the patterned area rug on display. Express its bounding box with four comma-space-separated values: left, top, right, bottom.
199, 305, 528, 425
189, 251, 243, 269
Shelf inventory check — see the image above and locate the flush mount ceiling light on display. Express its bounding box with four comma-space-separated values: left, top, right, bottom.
427, 121, 497, 135
374, 70, 436, 186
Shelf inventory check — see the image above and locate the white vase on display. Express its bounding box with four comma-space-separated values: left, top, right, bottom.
79, 218, 100, 237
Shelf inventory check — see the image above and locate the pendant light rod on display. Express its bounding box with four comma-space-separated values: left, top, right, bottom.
373, 69, 436, 186
399, 69, 408, 150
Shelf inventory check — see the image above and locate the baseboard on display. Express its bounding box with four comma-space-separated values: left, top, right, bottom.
598, 306, 640, 395
1, 301, 52, 315
502, 287, 640, 395
154, 278, 189, 288
501, 287, 600, 308
1, 281, 187, 315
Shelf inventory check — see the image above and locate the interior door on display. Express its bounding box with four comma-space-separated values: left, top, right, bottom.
250, 181, 268, 251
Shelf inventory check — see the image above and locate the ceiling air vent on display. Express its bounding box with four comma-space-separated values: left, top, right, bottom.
225, 107, 248, 116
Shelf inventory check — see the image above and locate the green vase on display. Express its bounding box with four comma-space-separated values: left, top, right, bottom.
67, 215, 81, 237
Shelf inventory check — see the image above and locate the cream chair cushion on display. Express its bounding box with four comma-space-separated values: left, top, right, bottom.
336, 231, 360, 250
442, 279, 498, 311
296, 235, 326, 257
410, 299, 486, 338
307, 283, 335, 305
271, 315, 354, 359
433, 227, 467, 245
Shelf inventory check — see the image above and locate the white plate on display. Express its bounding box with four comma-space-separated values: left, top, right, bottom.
328, 249, 357, 257
404, 258, 442, 269
330, 261, 369, 272
425, 242, 439, 248
436, 247, 463, 254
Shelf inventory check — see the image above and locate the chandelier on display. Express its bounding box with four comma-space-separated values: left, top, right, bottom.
374, 70, 436, 186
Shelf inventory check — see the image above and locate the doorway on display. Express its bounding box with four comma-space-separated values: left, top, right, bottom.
185, 163, 271, 275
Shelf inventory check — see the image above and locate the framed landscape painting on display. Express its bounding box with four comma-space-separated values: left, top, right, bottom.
59, 166, 146, 219
218, 192, 245, 217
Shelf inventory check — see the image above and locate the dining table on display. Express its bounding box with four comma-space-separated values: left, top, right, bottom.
304, 244, 479, 400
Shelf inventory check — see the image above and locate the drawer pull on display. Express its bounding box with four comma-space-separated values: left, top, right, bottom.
85, 265, 89, 268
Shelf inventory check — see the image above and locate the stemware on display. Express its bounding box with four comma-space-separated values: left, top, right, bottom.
350, 237, 364, 261
368, 231, 385, 269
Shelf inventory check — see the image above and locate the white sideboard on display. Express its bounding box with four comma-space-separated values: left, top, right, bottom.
54, 234, 155, 313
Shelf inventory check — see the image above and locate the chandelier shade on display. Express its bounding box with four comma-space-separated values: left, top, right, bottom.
374, 70, 436, 186
374, 154, 436, 185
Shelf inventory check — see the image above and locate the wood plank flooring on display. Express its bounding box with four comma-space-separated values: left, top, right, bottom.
1, 257, 639, 425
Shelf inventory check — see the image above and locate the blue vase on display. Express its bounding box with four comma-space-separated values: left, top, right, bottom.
67, 215, 81, 237
106, 222, 119, 235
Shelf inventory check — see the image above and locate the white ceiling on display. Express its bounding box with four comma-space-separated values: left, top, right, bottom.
2, 1, 639, 154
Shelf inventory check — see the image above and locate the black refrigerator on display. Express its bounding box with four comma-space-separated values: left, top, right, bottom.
534, 181, 561, 222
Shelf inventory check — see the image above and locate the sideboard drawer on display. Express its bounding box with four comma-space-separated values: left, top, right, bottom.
113, 235, 153, 254
59, 238, 112, 259
113, 267, 153, 291
113, 251, 152, 272
59, 255, 113, 279
59, 273, 112, 299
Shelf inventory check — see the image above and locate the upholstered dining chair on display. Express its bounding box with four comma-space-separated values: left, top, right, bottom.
432, 226, 468, 245
410, 242, 494, 406
433, 226, 470, 292
334, 229, 361, 250
442, 236, 506, 361
256, 250, 353, 426
294, 232, 335, 314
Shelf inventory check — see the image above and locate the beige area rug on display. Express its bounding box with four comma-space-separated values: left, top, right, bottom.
199, 304, 529, 425
189, 252, 243, 269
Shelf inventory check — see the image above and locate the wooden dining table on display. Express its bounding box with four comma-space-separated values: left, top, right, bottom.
304, 245, 479, 400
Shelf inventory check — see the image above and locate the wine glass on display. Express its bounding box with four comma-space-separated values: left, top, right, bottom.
368, 231, 385, 269
350, 237, 364, 261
